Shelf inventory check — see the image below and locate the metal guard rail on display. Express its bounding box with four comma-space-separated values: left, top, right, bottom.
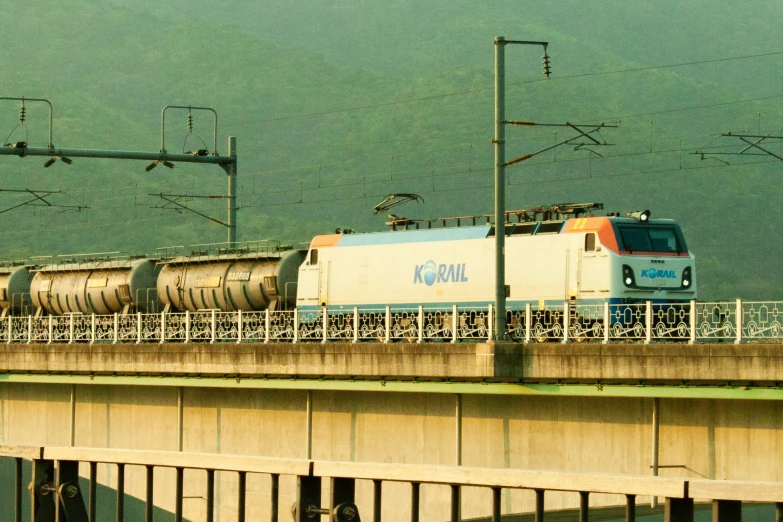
2, 444, 782, 522
1, 299, 782, 344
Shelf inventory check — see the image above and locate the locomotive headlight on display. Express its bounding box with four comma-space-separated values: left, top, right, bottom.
622, 265, 636, 287
681, 267, 692, 289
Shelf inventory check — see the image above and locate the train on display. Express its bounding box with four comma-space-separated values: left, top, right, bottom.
0, 203, 696, 339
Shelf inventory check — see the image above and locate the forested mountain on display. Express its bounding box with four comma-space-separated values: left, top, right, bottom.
0, 0, 781, 299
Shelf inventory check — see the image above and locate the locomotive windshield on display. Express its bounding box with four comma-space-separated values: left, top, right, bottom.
617, 225, 685, 254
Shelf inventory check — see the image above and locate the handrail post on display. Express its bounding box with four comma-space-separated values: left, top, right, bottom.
452, 304, 458, 343
48, 314, 53, 344
91, 313, 96, 344
322, 306, 328, 344
689, 300, 696, 344
562, 300, 570, 344
210, 310, 216, 343
525, 303, 531, 343
136, 312, 142, 344
353, 307, 359, 344
488, 304, 494, 341
603, 302, 610, 343
113, 313, 118, 344
735, 298, 742, 344
384, 306, 391, 343
185, 310, 191, 343
237, 310, 242, 344
69, 313, 74, 344
265, 309, 270, 343
293, 309, 299, 343
645, 301, 652, 344
160, 311, 166, 344
418, 306, 424, 343
27, 315, 32, 344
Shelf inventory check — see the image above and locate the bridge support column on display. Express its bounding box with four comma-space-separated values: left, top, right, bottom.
712, 500, 741, 522
664, 498, 693, 522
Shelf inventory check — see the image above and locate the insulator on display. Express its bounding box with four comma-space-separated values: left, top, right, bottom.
19, 105, 26, 124
542, 53, 552, 79
187, 113, 194, 132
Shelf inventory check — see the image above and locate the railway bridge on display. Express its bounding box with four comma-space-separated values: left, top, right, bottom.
1, 325, 783, 521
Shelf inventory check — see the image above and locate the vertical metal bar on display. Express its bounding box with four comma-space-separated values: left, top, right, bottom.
89, 461, 97, 522
237, 471, 247, 522
494, 35, 506, 341
27, 314, 31, 344
145, 465, 154, 522
652, 398, 660, 508
373, 479, 382, 522
534, 489, 545, 522
116, 463, 125, 522
175, 467, 183, 522
563, 300, 570, 343
160, 311, 166, 343
491, 487, 501, 522
178, 387, 184, 452
384, 306, 390, 343
625, 494, 636, 522
487, 304, 494, 341
237, 310, 242, 344
689, 300, 696, 344
306, 390, 313, 459
353, 307, 359, 344
14, 457, 22, 522
525, 303, 531, 343
645, 301, 652, 344
206, 469, 215, 522
418, 305, 423, 343
264, 309, 270, 343
210, 310, 216, 343
455, 394, 462, 466
48, 314, 53, 344
293, 309, 299, 343
185, 310, 191, 343
113, 313, 118, 344
450, 484, 460, 522
227, 136, 237, 244
69, 384, 76, 447
603, 302, 610, 343
452, 304, 458, 343
91, 313, 96, 344
735, 298, 742, 344
69, 313, 74, 343
579, 491, 589, 522
137, 312, 142, 344
270, 474, 280, 522
322, 306, 328, 343
411, 482, 420, 522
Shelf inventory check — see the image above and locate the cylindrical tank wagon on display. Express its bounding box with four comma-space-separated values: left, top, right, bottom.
0, 262, 34, 316
157, 241, 305, 312
30, 253, 159, 316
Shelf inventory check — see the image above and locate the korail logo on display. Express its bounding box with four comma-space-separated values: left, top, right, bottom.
413, 261, 469, 286
641, 268, 676, 280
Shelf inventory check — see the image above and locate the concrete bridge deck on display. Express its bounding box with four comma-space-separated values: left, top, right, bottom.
1, 341, 781, 386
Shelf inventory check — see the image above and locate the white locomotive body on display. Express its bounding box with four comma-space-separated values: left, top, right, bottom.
296, 214, 696, 314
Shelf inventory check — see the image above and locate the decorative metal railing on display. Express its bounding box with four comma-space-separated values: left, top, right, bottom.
0, 444, 781, 522
1, 300, 782, 344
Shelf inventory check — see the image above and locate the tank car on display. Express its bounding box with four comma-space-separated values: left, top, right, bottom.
30, 253, 159, 315
0, 262, 34, 317
156, 241, 306, 312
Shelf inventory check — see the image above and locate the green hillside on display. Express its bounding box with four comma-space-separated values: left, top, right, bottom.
0, 0, 781, 299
